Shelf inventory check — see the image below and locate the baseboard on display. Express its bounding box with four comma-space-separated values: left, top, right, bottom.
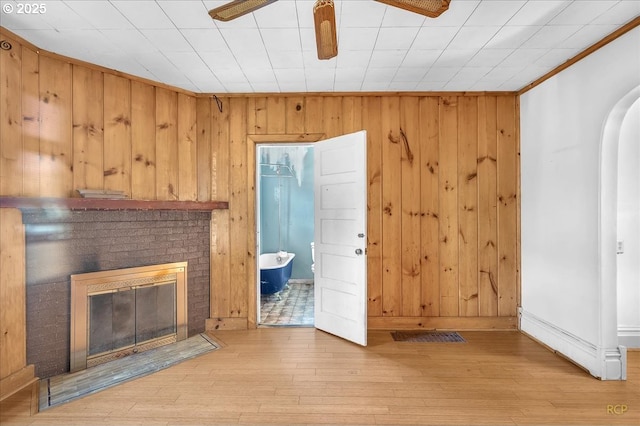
519, 308, 626, 380
618, 326, 640, 349
368, 316, 517, 330
206, 317, 248, 331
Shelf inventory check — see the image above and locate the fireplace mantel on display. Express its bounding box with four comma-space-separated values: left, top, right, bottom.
0, 197, 228, 211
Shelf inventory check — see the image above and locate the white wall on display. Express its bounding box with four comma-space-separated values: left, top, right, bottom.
520, 26, 640, 379
617, 99, 640, 348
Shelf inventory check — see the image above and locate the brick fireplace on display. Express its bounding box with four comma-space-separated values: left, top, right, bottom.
22, 209, 211, 378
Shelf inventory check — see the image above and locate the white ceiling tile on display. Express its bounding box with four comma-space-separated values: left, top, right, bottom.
302, 49, 337, 68
158, 1, 214, 29
274, 68, 306, 84
213, 68, 248, 84
180, 29, 228, 52
500, 48, 547, 66
413, 27, 459, 50
415, 80, 446, 90
559, 24, 620, 48
268, 50, 304, 69
466, 48, 514, 67
402, 49, 442, 68
369, 50, 407, 68
279, 82, 308, 92
135, 52, 183, 81
199, 51, 240, 71
361, 81, 390, 91
334, 81, 360, 91
220, 28, 266, 53
393, 67, 428, 82
423, 67, 458, 81
340, 0, 386, 28
299, 27, 318, 51
196, 80, 226, 93
338, 27, 379, 51
388, 81, 418, 90
254, 0, 300, 28
534, 48, 581, 67
425, 0, 480, 26
364, 67, 398, 82
466, 1, 526, 26
591, 1, 640, 25
141, 29, 193, 52
336, 50, 372, 68
335, 67, 367, 82
433, 49, 479, 67
295, 0, 316, 29
243, 68, 278, 83
224, 82, 254, 92
163, 51, 212, 74
508, 1, 569, 26
549, 1, 617, 25
444, 81, 474, 91
375, 27, 419, 50
450, 67, 492, 82
235, 50, 272, 68
448, 26, 501, 49
261, 28, 302, 51
251, 82, 280, 92
111, 1, 174, 29
20, 1, 79, 30
480, 66, 526, 81
380, 5, 426, 27
485, 26, 542, 49
63, 0, 133, 29
99, 29, 156, 54
521, 25, 581, 48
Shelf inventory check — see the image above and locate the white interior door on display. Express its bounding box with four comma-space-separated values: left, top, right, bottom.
314, 130, 367, 346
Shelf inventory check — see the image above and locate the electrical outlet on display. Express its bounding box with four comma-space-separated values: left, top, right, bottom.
617, 241, 624, 254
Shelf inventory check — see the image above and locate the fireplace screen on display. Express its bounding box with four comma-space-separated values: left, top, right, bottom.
87, 282, 176, 357
70, 262, 187, 372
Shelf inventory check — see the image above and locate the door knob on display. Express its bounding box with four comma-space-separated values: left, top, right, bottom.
355, 248, 363, 255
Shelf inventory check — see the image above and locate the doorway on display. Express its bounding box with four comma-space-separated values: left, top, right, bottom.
256, 144, 315, 326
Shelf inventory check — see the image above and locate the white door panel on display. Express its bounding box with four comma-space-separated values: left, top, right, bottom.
314, 130, 367, 346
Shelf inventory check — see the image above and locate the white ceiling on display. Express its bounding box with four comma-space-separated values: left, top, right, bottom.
1, 0, 638, 93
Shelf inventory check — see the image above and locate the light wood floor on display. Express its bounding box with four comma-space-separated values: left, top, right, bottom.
2, 329, 639, 425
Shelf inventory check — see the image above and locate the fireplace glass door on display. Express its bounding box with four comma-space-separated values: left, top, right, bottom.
88, 282, 177, 358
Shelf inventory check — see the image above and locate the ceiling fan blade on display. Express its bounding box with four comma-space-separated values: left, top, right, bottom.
374, 0, 450, 18
208, 0, 278, 22
314, 0, 338, 60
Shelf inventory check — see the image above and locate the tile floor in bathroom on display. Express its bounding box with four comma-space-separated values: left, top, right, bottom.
260, 281, 314, 326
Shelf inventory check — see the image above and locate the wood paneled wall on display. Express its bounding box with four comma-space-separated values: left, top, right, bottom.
1, 28, 519, 332
0, 32, 206, 201
203, 94, 519, 330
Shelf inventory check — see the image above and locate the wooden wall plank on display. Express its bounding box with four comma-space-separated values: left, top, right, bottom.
400, 97, 422, 317
0, 208, 26, 379
342, 96, 362, 134
457, 96, 479, 317
419, 97, 440, 317
39, 56, 72, 197
478, 96, 498, 316
130, 81, 156, 200
210, 209, 231, 318
72, 65, 104, 193
196, 97, 212, 201
266, 97, 285, 134
363, 97, 383, 317
0, 38, 23, 196
228, 97, 248, 318
381, 96, 402, 316
155, 88, 178, 200
177, 94, 197, 201
304, 96, 324, 134
438, 96, 459, 316
497, 96, 518, 317
253, 97, 267, 135
212, 97, 230, 201
285, 96, 305, 134
322, 97, 342, 138
21, 47, 40, 197
103, 74, 131, 195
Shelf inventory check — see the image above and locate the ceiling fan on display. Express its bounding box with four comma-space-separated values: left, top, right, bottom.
208, 0, 451, 60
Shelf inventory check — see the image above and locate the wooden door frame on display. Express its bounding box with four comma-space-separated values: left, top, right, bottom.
246, 133, 325, 328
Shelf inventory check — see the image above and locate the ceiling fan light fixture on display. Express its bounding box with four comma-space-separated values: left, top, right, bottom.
314, 0, 338, 60
208, 0, 277, 22
374, 0, 451, 18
